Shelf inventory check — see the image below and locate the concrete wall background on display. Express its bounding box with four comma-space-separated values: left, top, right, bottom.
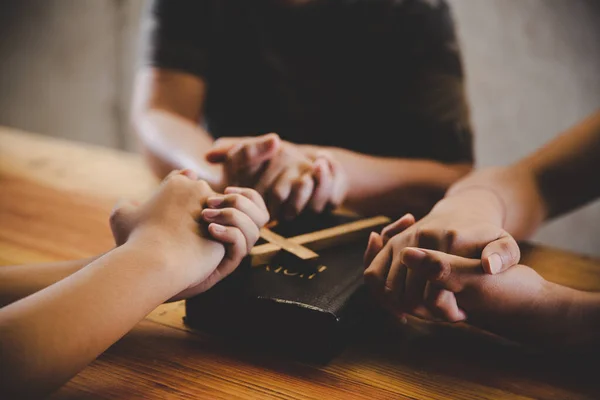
0, 0, 598, 255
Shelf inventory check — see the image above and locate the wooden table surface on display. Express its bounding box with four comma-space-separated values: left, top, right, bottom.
2, 127, 600, 399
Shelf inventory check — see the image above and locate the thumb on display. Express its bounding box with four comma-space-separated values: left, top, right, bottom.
481, 233, 520, 275
400, 247, 482, 293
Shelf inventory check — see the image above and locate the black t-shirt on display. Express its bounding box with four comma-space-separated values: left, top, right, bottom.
144, 0, 473, 163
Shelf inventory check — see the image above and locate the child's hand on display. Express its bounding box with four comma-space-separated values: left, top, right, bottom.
109, 170, 260, 300
206, 133, 347, 220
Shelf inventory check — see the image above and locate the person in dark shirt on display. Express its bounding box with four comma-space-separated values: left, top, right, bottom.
133, 0, 474, 220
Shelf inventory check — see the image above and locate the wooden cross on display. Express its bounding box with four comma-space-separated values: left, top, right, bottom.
250, 214, 390, 267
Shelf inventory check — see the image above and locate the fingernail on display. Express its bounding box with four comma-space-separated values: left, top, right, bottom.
225, 187, 243, 194
202, 209, 220, 219
210, 223, 226, 233
401, 248, 426, 266
487, 253, 502, 274
206, 196, 224, 207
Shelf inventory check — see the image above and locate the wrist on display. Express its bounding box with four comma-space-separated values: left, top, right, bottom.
564, 290, 600, 348
437, 187, 506, 227
124, 229, 186, 290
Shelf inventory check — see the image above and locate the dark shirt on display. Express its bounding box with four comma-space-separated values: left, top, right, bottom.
144, 0, 473, 163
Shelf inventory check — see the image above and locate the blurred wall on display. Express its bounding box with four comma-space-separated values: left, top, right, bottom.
0, 0, 599, 256
449, 0, 600, 256
0, 0, 144, 149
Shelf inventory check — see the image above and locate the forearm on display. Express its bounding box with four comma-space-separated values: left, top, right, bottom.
517, 110, 600, 219
134, 109, 223, 188
463, 276, 600, 349
301, 145, 470, 218
0, 238, 179, 398
0, 255, 102, 307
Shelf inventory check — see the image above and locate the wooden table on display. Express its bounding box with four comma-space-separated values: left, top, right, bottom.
2, 127, 600, 399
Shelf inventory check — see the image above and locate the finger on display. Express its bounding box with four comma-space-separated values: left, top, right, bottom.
225, 186, 267, 210
383, 255, 407, 307
309, 158, 333, 213
364, 232, 384, 268
268, 169, 295, 219
424, 283, 467, 322
402, 261, 429, 314
253, 156, 286, 196
223, 135, 279, 186
481, 233, 521, 275
208, 223, 247, 276
364, 245, 393, 294
206, 133, 280, 164
206, 193, 269, 227
326, 155, 347, 207
401, 247, 481, 293
201, 208, 259, 251
282, 173, 314, 220
225, 143, 256, 186
381, 213, 416, 244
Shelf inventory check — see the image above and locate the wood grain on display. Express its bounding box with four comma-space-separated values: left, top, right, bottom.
2, 127, 600, 399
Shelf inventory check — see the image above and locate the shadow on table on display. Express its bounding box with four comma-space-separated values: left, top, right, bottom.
96, 315, 600, 400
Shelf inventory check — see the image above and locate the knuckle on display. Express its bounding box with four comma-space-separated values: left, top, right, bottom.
431, 257, 451, 282
363, 269, 380, 286
222, 208, 237, 220
168, 173, 188, 186
245, 188, 260, 200
109, 207, 123, 226
415, 227, 434, 246
196, 179, 211, 191
444, 229, 458, 252
233, 227, 246, 243
240, 145, 253, 163
226, 194, 241, 208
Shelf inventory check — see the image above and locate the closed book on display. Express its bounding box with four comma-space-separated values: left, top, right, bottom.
185, 213, 388, 362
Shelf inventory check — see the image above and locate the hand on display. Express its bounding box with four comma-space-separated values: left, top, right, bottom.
206, 133, 281, 191
398, 247, 582, 347
196, 186, 269, 292
206, 133, 348, 220
364, 200, 520, 321
109, 170, 264, 300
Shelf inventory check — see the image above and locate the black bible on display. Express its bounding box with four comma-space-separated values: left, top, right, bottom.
184, 212, 390, 362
